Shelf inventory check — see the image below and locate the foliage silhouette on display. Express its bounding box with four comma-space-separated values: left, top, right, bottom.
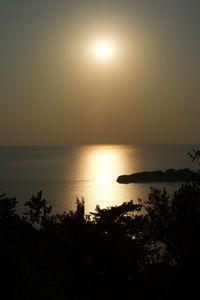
24, 191, 52, 225
1, 171, 200, 298
0, 193, 17, 221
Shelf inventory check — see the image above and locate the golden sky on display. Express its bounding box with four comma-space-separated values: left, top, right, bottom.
0, 0, 200, 144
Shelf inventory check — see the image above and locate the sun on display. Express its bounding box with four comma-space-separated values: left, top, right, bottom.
92, 40, 114, 61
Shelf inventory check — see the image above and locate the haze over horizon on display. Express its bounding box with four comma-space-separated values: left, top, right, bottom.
0, 0, 199, 145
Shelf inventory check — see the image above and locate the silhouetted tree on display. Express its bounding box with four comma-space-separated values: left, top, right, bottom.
24, 191, 51, 225
74, 197, 85, 221
0, 193, 18, 221
188, 149, 200, 167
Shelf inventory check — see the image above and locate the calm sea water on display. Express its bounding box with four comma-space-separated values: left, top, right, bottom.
0, 144, 199, 214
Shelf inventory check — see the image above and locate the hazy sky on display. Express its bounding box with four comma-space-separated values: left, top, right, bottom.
0, 0, 199, 145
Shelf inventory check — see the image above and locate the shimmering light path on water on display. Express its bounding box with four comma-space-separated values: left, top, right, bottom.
0, 144, 198, 214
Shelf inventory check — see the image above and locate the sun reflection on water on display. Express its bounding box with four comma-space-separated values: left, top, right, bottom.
80, 144, 136, 212
61, 144, 150, 214
60, 144, 191, 214
89, 147, 122, 185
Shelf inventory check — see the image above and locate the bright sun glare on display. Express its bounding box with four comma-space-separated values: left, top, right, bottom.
93, 40, 114, 61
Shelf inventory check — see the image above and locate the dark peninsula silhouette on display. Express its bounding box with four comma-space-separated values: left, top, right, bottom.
117, 168, 200, 184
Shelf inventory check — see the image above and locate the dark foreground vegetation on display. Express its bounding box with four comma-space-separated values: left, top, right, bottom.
1, 150, 200, 299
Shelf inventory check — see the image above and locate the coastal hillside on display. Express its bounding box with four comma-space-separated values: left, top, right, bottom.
117, 168, 200, 183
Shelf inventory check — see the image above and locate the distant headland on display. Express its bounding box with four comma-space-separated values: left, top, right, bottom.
117, 168, 200, 184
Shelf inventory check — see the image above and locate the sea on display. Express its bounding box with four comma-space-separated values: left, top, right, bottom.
0, 144, 199, 215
